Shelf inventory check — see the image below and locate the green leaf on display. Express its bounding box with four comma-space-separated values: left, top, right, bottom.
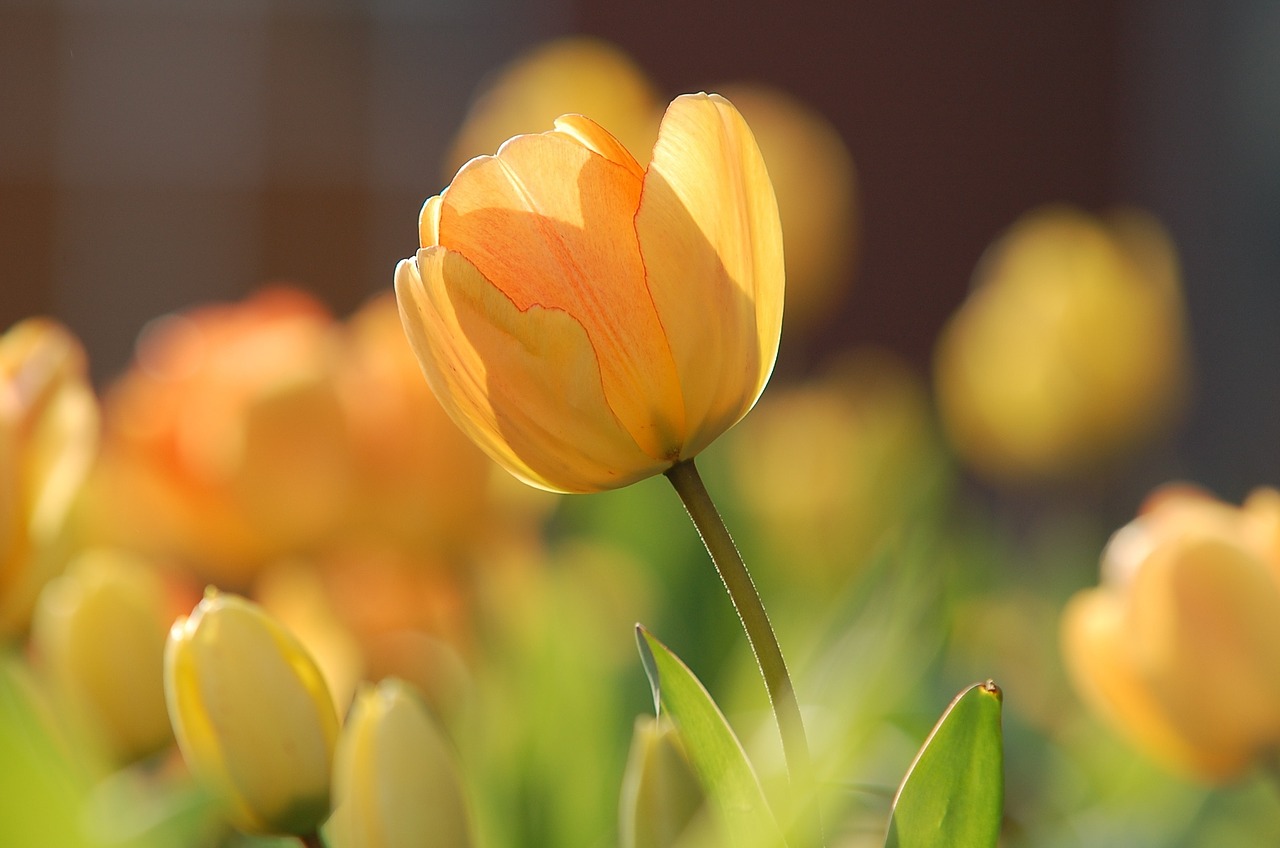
636, 626, 787, 848
885, 681, 1004, 848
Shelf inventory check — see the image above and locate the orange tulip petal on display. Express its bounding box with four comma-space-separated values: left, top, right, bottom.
1060, 589, 1237, 778
395, 249, 668, 493
438, 127, 684, 460
636, 93, 785, 457
1127, 537, 1280, 768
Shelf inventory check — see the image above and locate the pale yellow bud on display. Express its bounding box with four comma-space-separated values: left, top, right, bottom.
31, 549, 174, 763
164, 589, 339, 835
0, 318, 99, 638
326, 678, 472, 848
619, 716, 703, 848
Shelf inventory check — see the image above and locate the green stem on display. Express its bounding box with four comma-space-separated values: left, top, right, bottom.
664, 458, 820, 842
300, 832, 325, 848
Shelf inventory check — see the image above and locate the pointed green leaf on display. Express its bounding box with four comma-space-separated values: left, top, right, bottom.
885, 680, 1003, 848
636, 626, 787, 848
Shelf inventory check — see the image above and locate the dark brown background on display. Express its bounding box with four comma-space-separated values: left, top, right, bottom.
2, 0, 1277, 498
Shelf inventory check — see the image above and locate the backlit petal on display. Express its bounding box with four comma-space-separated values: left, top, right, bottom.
636, 93, 784, 457
551, 114, 645, 181
418, 195, 443, 248
1059, 590, 1226, 777
438, 128, 685, 460
1127, 537, 1280, 772
395, 249, 667, 493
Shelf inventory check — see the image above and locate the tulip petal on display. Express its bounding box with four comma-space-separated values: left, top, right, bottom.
396, 249, 669, 493
419, 195, 443, 248
1127, 537, 1280, 774
550, 114, 645, 181
1059, 589, 1225, 777
636, 93, 785, 457
437, 126, 685, 461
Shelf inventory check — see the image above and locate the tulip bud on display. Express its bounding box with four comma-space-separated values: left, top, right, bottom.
326, 678, 472, 848
0, 318, 99, 638
31, 549, 174, 763
164, 589, 339, 835
1062, 486, 1280, 779
619, 716, 703, 848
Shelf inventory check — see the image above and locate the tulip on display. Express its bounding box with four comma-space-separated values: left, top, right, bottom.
336, 292, 496, 555
326, 678, 472, 848
396, 92, 784, 493
934, 205, 1186, 482
0, 318, 99, 638
619, 716, 703, 848
165, 589, 339, 836
31, 549, 175, 763
87, 287, 351, 585
1061, 485, 1280, 780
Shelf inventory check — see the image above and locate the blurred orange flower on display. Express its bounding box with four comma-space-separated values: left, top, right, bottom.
1061, 485, 1280, 780
86, 288, 352, 586
0, 319, 99, 638
397, 93, 784, 493
336, 292, 496, 557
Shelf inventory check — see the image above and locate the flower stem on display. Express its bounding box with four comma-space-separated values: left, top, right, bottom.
664, 458, 820, 842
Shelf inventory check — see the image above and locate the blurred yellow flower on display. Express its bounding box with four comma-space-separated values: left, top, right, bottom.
87, 288, 352, 585
715, 84, 858, 336
396, 92, 784, 493
444, 36, 661, 178
728, 348, 947, 585
1061, 485, 1280, 780
326, 677, 472, 848
165, 589, 339, 836
0, 318, 99, 638
934, 205, 1187, 483
31, 549, 179, 763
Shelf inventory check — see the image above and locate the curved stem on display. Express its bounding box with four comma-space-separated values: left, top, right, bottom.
664, 458, 820, 842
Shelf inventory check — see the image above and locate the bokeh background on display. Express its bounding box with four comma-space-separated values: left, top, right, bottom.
4, 0, 1278, 504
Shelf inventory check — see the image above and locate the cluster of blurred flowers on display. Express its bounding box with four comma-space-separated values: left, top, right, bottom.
5, 31, 1279, 848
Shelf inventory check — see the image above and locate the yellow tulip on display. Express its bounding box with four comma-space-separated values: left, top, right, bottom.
31, 549, 176, 763
165, 589, 339, 835
0, 318, 99, 638
396, 93, 784, 493
1061, 486, 1280, 780
934, 205, 1186, 482
326, 678, 472, 848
